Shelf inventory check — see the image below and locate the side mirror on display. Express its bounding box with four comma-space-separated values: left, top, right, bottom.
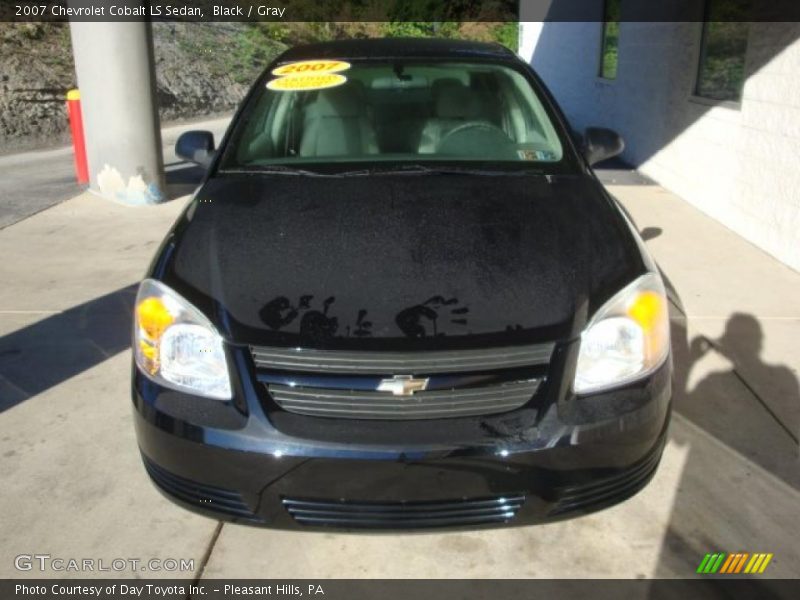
583, 127, 624, 166
176, 131, 215, 168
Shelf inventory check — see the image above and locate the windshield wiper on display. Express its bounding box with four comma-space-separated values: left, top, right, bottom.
223, 164, 549, 178
337, 164, 547, 177
222, 165, 336, 177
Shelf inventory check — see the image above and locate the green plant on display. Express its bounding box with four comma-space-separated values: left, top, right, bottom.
381, 21, 460, 38
491, 22, 518, 50
228, 26, 288, 83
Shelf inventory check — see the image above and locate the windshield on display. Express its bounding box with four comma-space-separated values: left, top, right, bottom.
220, 60, 568, 170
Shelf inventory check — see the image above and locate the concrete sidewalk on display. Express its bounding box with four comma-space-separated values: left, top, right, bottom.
0, 180, 797, 580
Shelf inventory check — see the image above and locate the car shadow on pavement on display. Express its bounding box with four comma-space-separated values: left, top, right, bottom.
0, 284, 137, 412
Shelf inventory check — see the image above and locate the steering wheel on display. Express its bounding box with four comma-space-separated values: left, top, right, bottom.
436, 121, 515, 158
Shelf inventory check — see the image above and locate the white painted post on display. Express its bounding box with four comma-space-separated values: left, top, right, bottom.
68, 20, 165, 204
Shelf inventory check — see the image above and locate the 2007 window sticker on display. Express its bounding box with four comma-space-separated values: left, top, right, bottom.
267, 60, 351, 92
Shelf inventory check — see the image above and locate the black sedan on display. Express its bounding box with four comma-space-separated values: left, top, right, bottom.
132, 38, 671, 529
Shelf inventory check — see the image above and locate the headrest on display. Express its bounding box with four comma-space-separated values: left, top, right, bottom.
314, 82, 365, 118
433, 79, 482, 119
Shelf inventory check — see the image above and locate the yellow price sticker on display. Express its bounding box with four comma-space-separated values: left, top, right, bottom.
271, 60, 351, 77
266, 73, 348, 92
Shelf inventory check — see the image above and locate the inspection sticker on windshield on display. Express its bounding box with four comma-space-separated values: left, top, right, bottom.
267, 73, 348, 92
272, 60, 351, 76
518, 149, 557, 161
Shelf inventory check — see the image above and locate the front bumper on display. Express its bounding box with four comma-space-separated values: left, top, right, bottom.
132, 345, 671, 530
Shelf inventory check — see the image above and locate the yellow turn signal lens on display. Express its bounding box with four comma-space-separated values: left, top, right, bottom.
138, 339, 158, 360
627, 289, 668, 361
136, 297, 174, 341
627, 290, 666, 333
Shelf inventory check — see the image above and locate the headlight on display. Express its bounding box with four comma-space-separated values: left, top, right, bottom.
573, 272, 670, 394
134, 279, 232, 400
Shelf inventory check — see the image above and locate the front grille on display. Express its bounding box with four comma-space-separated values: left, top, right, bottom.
283, 495, 525, 529
252, 342, 553, 421
251, 343, 554, 374
268, 379, 540, 420
143, 456, 256, 520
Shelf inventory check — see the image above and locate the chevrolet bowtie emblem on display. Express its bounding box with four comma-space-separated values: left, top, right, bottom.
377, 375, 429, 396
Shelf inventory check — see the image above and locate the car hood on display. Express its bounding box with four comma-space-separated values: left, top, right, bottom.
158, 172, 644, 350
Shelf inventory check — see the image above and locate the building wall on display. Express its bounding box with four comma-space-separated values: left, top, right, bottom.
519, 19, 800, 272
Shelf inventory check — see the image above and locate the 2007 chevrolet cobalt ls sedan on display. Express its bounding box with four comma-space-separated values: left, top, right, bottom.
132, 38, 671, 529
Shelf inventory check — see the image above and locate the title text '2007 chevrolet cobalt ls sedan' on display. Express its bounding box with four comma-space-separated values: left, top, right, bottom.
132, 39, 671, 530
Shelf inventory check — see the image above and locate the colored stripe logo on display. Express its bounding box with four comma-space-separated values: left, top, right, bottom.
697, 552, 773, 574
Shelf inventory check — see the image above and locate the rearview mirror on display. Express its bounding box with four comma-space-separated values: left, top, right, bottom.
176, 131, 215, 168
583, 127, 624, 166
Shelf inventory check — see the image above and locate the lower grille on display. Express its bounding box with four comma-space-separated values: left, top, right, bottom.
143, 456, 256, 520
268, 379, 540, 420
283, 495, 525, 529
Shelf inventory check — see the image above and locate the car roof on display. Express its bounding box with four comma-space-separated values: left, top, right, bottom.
275, 38, 517, 63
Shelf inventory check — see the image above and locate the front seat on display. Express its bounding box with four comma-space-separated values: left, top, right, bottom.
418, 80, 488, 154
299, 83, 378, 158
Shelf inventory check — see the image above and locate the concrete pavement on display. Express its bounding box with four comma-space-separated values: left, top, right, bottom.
0, 177, 797, 580
0, 193, 214, 579
0, 115, 231, 229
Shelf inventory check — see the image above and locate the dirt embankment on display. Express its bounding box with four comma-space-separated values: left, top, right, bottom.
0, 23, 287, 154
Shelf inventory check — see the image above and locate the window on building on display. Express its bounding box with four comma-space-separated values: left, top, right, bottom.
695, 0, 750, 102
599, 0, 621, 79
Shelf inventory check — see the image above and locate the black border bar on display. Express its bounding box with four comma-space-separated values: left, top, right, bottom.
3, 579, 800, 600
3, 0, 800, 23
